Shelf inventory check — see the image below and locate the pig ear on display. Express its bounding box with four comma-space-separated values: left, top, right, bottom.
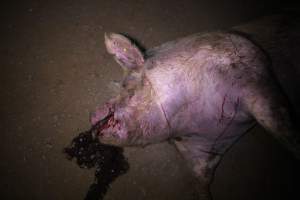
104, 33, 145, 70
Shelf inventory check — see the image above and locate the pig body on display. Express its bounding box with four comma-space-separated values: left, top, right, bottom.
91, 26, 299, 199
145, 32, 260, 154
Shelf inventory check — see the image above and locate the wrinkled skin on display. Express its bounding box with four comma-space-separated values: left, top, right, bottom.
91, 26, 300, 199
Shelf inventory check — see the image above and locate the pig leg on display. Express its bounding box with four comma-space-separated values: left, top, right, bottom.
172, 136, 222, 200
244, 83, 300, 159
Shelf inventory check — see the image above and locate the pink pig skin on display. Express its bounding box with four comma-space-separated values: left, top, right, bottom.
91, 18, 300, 199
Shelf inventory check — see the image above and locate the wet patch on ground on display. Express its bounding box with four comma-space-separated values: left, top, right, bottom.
64, 120, 129, 200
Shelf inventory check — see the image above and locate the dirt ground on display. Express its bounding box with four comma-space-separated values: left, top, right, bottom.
1, 0, 299, 200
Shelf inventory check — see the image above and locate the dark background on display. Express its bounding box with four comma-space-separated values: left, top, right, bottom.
0, 0, 299, 200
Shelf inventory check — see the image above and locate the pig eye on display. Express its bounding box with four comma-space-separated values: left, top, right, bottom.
120, 79, 136, 97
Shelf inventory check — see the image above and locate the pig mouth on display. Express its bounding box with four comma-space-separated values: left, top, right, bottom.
91, 108, 121, 139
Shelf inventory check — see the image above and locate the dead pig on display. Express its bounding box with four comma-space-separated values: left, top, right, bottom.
90, 31, 299, 199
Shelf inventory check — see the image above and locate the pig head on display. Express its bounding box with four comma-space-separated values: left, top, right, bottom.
90, 33, 170, 146
90, 29, 300, 199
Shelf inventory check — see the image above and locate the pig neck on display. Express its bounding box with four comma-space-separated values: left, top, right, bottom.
143, 74, 172, 134
142, 68, 194, 140
144, 65, 196, 136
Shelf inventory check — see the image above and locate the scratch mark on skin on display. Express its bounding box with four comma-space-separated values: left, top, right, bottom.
218, 94, 228, 124
143, 75, 172, 134
211, 97, 240, 152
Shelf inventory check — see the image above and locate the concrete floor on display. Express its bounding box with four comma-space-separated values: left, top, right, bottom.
1, 0, 299, 200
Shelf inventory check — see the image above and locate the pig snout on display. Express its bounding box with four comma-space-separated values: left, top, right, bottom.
90, 102, 115, 126
97, 114, 121, 136
90, 102, 128, 145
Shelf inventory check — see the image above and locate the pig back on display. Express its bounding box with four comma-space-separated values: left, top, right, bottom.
234, 14, 300, 117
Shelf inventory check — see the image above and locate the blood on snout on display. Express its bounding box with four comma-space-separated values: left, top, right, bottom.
90, 102, 116, 125
97, 111, 121, 136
